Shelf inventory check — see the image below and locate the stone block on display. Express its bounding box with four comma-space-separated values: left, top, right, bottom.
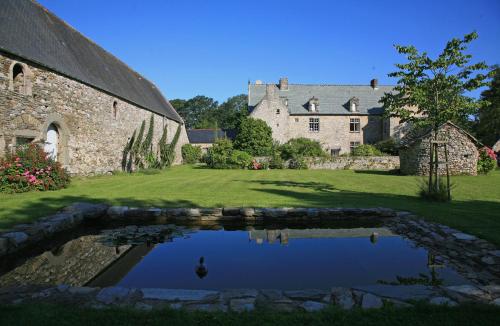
361, 293, 383, 309
96, 287, 131, 304
141, 288, 219, 302
222, 289, 259, 301
429, 296, 458, 306
331, 287, 355, 310
64, 202, 108, 219
352, 285, 436, 301
452, 233, 477, 241
239, 208, 255, 218
222, 207, 241, 217
284, 289, 328, 301
3, 232, 29, 247
107, 206, 129, 218
0, 237, 9, 255
230, 298, 255, 312
299, 301, 327, 312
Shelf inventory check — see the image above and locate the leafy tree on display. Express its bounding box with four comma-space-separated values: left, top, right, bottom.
171, 96, 218, 129
234, 117, 273, 156
381, 32, 491, 200
215, 94, 249, 130
476, 66, 500, 146
181, 144, 202, 164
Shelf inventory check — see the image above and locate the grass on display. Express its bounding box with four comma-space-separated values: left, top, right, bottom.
0, 165, 499, 245
1, 303, 499, 326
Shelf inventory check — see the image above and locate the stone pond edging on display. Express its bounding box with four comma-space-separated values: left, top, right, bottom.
1, 284, 499, 312
1, 202, 500, 311
0, 203, 398, 258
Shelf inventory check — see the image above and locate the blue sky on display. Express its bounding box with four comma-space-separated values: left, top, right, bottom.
38, 0, 500, 103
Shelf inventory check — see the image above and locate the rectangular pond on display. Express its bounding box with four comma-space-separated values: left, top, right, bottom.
0, 221, 469, 290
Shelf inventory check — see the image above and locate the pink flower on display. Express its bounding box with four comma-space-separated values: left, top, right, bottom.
15, 157, 20, 162
16, 163, 22, 167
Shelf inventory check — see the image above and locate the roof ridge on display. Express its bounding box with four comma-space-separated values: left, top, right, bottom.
252, 83, 395, 87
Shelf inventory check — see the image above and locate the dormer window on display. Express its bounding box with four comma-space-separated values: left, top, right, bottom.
276, 108, 280, 115
349, 97, 359, 112
308, 97, 319, 112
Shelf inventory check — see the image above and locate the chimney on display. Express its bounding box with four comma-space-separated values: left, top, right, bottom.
265, 84, 275, 96
370, 78, 378, 89
279, 77, 288, 90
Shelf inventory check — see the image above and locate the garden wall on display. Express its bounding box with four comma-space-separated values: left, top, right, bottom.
307, 156, 400, 170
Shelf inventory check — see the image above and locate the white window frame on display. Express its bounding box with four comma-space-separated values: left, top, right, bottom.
309, 117, 320, 132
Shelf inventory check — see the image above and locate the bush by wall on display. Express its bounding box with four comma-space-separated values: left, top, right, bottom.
477, 147, 497, 174
351, 144, 383, 156
280, 138, 327, 160
181, 144, 202, 164
375, 138, 399, 155
234, 117, 273, 156
0, 144, 70, 193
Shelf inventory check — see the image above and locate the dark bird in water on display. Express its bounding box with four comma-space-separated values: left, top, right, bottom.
195, 256, 208, 279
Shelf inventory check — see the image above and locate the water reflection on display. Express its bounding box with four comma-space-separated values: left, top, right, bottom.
0, 224, 470, 290
195, 257, 208, 279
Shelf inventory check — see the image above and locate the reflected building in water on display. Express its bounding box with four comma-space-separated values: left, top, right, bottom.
249, 228, 396, 245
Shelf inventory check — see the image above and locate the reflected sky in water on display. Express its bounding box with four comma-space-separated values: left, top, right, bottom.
108, 229, 468, 290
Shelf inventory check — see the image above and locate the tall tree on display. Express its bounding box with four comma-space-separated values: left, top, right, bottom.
234, 117, 273, 156
380, 32, 491, 199
215, 94, 249, 130
170, 96, 218, 129
476, 66, 500, 147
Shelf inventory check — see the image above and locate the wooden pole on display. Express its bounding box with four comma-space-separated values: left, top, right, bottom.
444, 143, 451, 201
428, 139, 434, 193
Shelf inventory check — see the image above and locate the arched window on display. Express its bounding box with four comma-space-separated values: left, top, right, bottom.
9, 62, 32, 95
13, 63, 25, 93
44, 124, 59, 161
113, 101, 118, 118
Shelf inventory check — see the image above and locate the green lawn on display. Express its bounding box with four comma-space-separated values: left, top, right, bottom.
1, 303, 499, 326
1, 165, 499, 244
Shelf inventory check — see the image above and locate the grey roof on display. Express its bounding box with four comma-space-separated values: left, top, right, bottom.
187, 129, 232, 144
249, 83, 394, 115
0, 0, 182, 122
399, 121, 480, 148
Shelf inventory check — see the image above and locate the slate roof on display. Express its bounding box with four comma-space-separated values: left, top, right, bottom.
399, 121, 480, 148
0, 0, 182, 122
187, 129, 234, 144
249, 83, 394, 115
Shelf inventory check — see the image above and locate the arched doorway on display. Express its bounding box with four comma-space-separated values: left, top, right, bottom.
44, 124, 59, 160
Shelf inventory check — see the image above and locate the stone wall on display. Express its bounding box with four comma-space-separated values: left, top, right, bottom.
307, 156, 399, 170
399, 124, 478, 176
0, 51, 189, 175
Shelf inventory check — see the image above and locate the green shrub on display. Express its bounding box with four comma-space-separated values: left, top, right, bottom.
418, 178, 453, 202
205, 138, 234, 169
229, 150, 253, 169
351, 144, 383, 156
181, 144, 202, 164
281, 138, 326, 160
288, 154, 308, 169
0, 144, 70, 193
477, 147, 497, 174
375, 138, 399, 155
234, 117, 273, 156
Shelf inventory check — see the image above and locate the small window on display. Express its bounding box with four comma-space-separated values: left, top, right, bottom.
113, 101, 118, 118
295, 118, 299, 122
351, 102, 357, 112
276, 123, 280, 127
331, 148, 340, 157
12, 63, 25, 94
309, 118, 320, 132
350, 118, 360, 132
350, 141, 360, 152
16, 137, 35, 146
276, 108, 280, 115
285, 99, 288, 106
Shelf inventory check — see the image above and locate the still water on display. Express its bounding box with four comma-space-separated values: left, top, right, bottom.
0, 223, 469, 290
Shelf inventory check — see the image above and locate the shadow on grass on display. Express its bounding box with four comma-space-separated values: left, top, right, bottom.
0, 196, 199, 231
245, 179, 500, 245
353, 170, 401, 176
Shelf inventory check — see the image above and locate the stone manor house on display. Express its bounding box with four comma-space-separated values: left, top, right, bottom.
0, 0, 188, 175
249, 78, 404, 155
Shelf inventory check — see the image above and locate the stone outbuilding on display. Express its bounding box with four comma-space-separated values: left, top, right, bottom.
187, 129, 236, 153
399, 122, 479, 176
0, 0, 188, 175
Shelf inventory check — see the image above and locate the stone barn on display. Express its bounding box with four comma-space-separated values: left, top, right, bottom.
399, 122, 479, 176
0, 0, 189, 175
